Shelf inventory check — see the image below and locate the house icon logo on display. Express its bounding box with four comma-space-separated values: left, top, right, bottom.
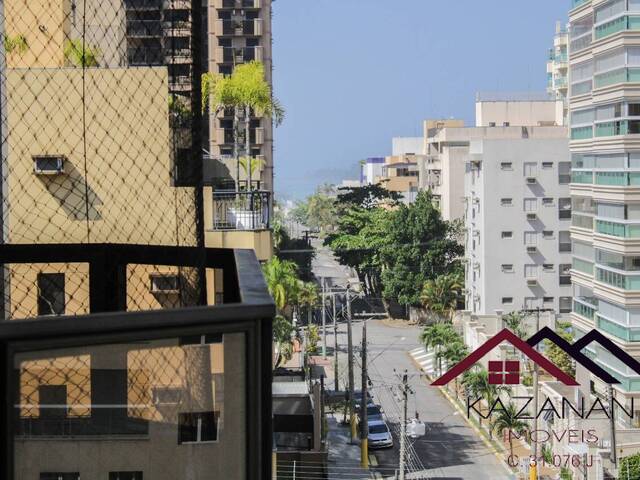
432, 328, 640, 387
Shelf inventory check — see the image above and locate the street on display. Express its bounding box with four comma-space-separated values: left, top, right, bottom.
331, 317, 513, 480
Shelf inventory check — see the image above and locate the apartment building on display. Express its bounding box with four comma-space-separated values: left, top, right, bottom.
392, 136, 424, 156
566, 0, 640, 472
203, 0, 273, 260
360, 157, 386, 185
455, 97, 571, 317
547, 21, 570, 123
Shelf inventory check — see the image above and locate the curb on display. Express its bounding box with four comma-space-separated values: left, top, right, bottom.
408, 352, 516, 478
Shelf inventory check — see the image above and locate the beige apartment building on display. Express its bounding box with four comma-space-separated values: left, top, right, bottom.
203, 0, 273, 260
2, 0, 253, 478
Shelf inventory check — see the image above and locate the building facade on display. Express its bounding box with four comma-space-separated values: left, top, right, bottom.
567, 0, 640, 472
547, 20, 570, 124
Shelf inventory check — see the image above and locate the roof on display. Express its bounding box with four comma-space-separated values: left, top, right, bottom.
272, 381, 309, 397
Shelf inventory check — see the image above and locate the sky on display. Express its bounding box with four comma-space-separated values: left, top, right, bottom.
272, 0, 570, 200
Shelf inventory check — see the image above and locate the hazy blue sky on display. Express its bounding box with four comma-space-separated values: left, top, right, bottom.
272, 0, 569, 200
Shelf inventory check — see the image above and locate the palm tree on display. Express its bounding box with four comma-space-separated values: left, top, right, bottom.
502, 311, 528, 340
420, 323, 459, 376
202, 61, 284, 191
296, 281, 319, 327
461, 367, 510, 436
262, 257, 298, 312
442, 341, 469, 398
491, 402, 529, 459
420, 273, 464, 323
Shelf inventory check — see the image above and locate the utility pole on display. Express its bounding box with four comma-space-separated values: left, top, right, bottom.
608, 384, 618, 471
346, 285, 356, 444
321, 279, 327, 359
360, 317, 368, 469
399, 370, 409, 480
333, 291, 339, 392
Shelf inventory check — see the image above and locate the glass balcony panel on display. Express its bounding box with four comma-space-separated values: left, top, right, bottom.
594, 68, 627, 88
595, 15, 627, 39
571, 126, 593, 140
572, 213, 594, 230
573, 258, 595, 275
574, 299, 596, 320
596, 219, 627, 237
595, 171, 627, 185
571, 170, 593, 184
596, 315, 636, 341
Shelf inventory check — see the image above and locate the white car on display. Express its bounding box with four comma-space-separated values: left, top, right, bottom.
367, 420, 393, 449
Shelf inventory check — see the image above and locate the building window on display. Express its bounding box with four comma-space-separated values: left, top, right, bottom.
543, 296, 554, 305
524, 198, 537, 212
525, 264, 538, 278
559, 297, 572, 313
502, 231, 513, 239
559, 198, 572, 219
178, 411, 218, 443
542, 162, 553, 169
109, 473, 143, 480
37, 273, 65, 316
559, 264, 572, 285
559, 231, 572, 252
500, 162, 513, 170
559, 161, 571, 184
502, 297, 514, 305
542, 198, 554, 206
502, 264, 514, 273
543, 264, 554, 272
543, 230, 554, 239
501, 198, 513, 206
40, 474, 80, 480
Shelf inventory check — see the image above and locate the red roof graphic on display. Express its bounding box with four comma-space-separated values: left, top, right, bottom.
431, 329, 579, 386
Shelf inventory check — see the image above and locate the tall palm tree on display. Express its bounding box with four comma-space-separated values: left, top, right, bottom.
420, 323, 459, 376
202, 61, 284, 191
491, 402, 529, 459
420, 273, 464, 323
296, 281, 319, 328
262, 257, 298, 312
461, 367, 510, 435
442, 341, 469, 398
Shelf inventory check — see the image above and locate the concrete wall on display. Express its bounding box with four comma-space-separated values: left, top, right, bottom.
392, 137, 424, 156
475, 100, 563, 127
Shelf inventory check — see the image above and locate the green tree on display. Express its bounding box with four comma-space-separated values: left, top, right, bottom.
491, 402, 529, 459
335, 184, 401, 210
420, 323, 459, 376
441, 341, 469, 398
273, 314, 295, 368
544, 330, 575, 377
381, 191, 464, 306
420, 273, 464, 323
620, 453, 640, 480
202, 61, 284, 190
502, 311, 528, 339
461, 367, 510, 434
262, 257, 299, 312
296, 281, 319, 327
64, 39, 99, 67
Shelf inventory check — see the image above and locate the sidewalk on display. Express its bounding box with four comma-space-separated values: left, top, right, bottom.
326, 412, 379, 479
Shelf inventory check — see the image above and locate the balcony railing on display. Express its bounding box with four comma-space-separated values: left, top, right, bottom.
596, 219, 640, 238
212, 190, 270, 231
215, 0, 260, 8
218, 19, 263, 36
216, 46, 263, 64
126, 20, 162, 37
127, 48, 163, 66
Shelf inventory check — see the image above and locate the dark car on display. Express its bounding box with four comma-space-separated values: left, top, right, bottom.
357, 403, 384, 422
351, 390, 373, 410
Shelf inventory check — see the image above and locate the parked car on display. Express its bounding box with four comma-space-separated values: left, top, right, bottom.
352, 390, 373, 410
357, 403, 384, 422
366, 420, 393, 449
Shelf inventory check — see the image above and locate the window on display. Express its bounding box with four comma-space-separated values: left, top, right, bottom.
524, 198, 537, 212
558, 161, 571, 184
543, 296, 554, 304
525, 264, 538, 278
40, 474, 79, 480
501, 198, 513, 206
502, 297, 513, 305
559, 297, 572, 313
542, 162, 553, 169
560, 264, 572, 285
39, 385, 68, 419
501, 162, 513, 170
542, 198, 554, 206
37, 273, 65, 316
559, 231, 572, 252
502, 231, 513, 239
524, 232, 537, 245
179, 411, 218, 443
543, 230, 554, 239
543, 264, 554, 272
503, 122, 510, 127
559, 198, 572, 219
109, 473, 143, 480
502, 264, 514, 273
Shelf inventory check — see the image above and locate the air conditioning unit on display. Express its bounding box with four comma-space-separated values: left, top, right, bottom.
526, 213, 537, 221
526, 176, 537, 184
527, 245, 538, 254
527, 278, 538, 286
33, 155, 65, 175
473, 262, 481, 270
150, 273, 180, 294
473, 197, 480, 205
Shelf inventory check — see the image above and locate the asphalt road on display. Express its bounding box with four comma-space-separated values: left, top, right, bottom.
331, 317, 514, 480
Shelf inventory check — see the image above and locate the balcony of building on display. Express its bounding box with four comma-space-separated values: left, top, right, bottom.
204, 189, 273, 261
217, 19, 263, 36
214, 0, 261, 9
0, 243, 275, 479
126, 20, 162, 38
124, 0, 163, 10
162, 21, 192, 37
214, 46, 264, 64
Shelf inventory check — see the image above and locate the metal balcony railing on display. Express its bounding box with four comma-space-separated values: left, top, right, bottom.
212, 190, 270, 231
